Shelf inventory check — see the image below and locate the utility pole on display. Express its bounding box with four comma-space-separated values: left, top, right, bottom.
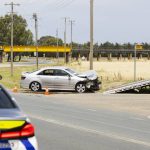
70, 20, 75, 61
90, 0, 94, 70
64, 18, 67, 63
5, 2, 20, 77
63, 17, 69, 63
33, 13, 39, 70
56, 28, 59, 64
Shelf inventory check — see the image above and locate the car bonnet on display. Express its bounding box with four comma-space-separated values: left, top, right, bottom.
78, 70, 98, 80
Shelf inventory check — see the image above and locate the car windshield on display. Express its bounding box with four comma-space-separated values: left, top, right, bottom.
0, 87, 17, 109
65, 68, 79, 76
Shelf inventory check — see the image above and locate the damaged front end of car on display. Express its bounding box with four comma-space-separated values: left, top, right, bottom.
78, 70, 101, 91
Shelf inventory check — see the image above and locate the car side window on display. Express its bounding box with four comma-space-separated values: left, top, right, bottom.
54, 70, 69, 76
38, 69, 54, 76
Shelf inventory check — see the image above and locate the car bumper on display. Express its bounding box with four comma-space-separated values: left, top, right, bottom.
0, 137, 38, 150
87, 79, 101, 91
20, 80, 30, 89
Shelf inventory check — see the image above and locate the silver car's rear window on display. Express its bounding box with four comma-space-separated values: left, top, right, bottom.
0, 87, 17, 109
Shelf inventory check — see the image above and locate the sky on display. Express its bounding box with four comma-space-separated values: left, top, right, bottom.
1, 0, 150, 44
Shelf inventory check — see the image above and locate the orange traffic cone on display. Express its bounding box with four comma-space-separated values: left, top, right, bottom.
12, 86, 18, 93
44, 88, 49, 95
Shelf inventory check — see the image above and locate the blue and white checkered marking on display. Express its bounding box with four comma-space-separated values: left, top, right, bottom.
0, 137, 38, 150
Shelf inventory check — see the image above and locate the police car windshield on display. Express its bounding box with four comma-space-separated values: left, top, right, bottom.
0, 87, 17, 109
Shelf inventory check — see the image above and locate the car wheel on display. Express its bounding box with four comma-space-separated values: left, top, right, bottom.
76, 83, 86, 93
30, 82, 41, 92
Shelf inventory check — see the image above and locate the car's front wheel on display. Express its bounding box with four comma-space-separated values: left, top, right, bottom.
30, 81, 41, 92
75, 83, 86, 93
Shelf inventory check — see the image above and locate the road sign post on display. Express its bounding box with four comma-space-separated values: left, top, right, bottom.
134, 44, 143, 81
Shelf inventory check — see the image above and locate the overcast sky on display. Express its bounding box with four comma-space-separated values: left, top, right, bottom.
1, 0, 150, 44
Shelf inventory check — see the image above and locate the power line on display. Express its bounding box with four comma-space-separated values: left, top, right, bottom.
5, 2, 20, 77
56, 0, 76, 9
55, 0, 67, 7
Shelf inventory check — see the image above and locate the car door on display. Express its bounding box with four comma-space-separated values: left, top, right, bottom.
37, 69, 56, 89
53, 69, 72, 90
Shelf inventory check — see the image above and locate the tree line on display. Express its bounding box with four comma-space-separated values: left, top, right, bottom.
0, 14, 150, 50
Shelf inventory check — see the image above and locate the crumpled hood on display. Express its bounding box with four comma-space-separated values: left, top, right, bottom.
78, 70, 98, 80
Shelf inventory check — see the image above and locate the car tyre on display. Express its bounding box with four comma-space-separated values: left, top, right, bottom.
30, 81, 41, 92
75, 83, 86, 93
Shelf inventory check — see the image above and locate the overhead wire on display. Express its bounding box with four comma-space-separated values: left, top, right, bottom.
55, 0, 76, 9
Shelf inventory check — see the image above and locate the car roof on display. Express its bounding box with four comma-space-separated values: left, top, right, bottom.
40, 66, 68, 70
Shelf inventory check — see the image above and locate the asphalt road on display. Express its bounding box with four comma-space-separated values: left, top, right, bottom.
12, 93, 150, 150
0, 60, 52, 68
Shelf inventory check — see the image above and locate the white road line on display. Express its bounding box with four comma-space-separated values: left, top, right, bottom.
30, 114, 150, 147
87, 109, 97, 112
130, 117, 145, 121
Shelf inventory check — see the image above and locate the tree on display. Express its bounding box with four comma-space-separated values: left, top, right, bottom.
71, 42, 82, 49
114, 43, 122, 49
123, 43, 134, 49
100, 42, 115, 49
82, 42, 90, 49
38, 36, 63, 46
0, 14, 33, 45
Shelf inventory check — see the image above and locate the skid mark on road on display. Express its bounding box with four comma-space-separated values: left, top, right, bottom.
30, 114, 150, 148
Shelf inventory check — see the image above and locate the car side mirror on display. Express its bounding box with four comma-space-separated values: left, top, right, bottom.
68, 74, 71, 80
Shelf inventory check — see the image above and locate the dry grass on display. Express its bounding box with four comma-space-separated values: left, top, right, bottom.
0, 58, 150, 91
68, 59, 150, 91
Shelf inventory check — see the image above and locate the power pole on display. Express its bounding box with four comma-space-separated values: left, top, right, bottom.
56, 28, 59, 64
33, 13, 39, 70
63, 17, 69, 63
64, 18, 67, 63
70, 20, 75, 61
5, 2, 20, 77
90, 0, 94, 70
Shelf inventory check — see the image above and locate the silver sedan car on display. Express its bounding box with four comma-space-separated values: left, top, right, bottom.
20, 67, 101, 93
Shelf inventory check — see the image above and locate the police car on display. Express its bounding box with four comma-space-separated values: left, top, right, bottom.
0, 84, 38, 150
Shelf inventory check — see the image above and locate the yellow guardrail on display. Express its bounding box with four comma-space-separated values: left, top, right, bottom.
3, 46, 71, 53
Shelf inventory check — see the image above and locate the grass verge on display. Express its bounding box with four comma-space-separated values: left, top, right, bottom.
0, 60, 136, 92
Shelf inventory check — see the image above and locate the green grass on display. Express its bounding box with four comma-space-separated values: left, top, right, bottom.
0, 66, 37, 89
